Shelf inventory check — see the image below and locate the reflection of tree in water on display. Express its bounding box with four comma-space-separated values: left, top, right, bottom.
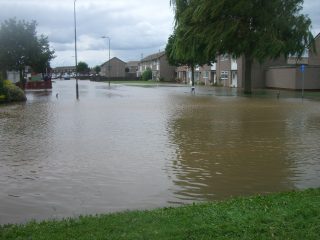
167, 97, 296, 202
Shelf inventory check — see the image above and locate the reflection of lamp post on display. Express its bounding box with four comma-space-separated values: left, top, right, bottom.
74, 0, 79, 99
101, 36, 111, 87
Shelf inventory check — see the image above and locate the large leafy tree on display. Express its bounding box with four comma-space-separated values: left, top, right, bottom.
167, 0, 211, 86
171, 0, 313, 93
77, 61, 90, 74
32, 35, 55, 74
0, 18, 55, 82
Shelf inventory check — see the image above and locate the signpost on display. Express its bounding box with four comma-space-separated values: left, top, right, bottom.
300, 64, 305, 99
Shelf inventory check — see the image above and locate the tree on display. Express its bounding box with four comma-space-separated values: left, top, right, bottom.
167, 0, 211, 86
77, 61, 89, 74
32, 35, 55, 75
0, 18, 55, 82
141, 68, 152, 81
94, 65, 101, 75
171, 0, 313, 93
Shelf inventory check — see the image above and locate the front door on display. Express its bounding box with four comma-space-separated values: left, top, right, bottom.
231, 71, 238, 87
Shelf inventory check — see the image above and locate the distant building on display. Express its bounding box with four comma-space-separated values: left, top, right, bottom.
138, 51, 176, 81
52, 66, 76, 75
101, 57, 126, 78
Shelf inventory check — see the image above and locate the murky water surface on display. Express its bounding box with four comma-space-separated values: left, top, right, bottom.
1, 80, 320, 224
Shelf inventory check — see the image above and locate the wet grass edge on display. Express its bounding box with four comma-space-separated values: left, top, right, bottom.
1, 188, 319, 240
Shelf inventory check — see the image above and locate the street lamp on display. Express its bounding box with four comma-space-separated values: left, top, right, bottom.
101, 36, 111, 87
74, 0, 79, 99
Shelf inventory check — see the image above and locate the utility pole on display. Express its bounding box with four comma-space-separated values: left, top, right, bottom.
74, 0, 79, 99
102, 36, 111, 87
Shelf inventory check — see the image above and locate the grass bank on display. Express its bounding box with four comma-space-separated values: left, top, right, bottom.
1, 189, 319, 239
103, 80, 179, 85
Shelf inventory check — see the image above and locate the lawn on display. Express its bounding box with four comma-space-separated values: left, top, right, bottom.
1, 189, 319, 239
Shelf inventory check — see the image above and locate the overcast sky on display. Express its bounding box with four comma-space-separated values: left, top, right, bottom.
0, 0, 319, 68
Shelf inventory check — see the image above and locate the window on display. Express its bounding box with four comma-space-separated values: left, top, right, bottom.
220, 71, 229, 80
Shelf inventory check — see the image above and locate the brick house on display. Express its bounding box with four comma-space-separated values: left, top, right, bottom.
175, 33, 320, 90
138, 51, 176, 81
101, 57, 126, 78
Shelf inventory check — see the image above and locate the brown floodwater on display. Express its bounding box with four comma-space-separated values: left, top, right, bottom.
0, 80, 319, 224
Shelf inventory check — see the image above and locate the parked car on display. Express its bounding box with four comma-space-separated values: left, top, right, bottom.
63, 73, 70, 80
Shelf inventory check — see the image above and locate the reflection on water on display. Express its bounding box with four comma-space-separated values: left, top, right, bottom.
167, 96, 320, 202
0, 80, 319, 224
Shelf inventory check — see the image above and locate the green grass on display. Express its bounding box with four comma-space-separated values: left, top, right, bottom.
1, 189, 319, 239
103, 80, 177, 85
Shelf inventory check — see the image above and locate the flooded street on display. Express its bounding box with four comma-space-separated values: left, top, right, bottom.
1, 80, 320, 224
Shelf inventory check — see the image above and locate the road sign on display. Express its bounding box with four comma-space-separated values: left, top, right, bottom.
300, 65, 305, 99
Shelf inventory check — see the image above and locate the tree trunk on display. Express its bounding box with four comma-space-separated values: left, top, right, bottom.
19, 68, 26, 90
0, 69, 7, 80
191, 64, 195, 86
244, 56, 252, 94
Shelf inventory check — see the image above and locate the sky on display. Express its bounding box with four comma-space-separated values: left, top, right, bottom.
0, 0, 319, 68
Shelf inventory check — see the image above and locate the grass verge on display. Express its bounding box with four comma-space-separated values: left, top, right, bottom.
103, 80, 177, 85
1, 189, 319, 239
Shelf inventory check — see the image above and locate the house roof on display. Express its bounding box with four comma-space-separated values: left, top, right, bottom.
101, 57, 126, 67
141, 51, 165, 62
126, 61, 139, 67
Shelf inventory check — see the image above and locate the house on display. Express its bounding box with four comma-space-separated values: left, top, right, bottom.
176, 64, 216, 85
210, 54, 288, 89
125, 61, 139, 78
309, 33, 320, 65
176, 56, 286, 88
101, 57, 126, 78
138, 51, 176, 81
265, 33, 320, 90
176, 65, 189, 83
175, 33, 320, 90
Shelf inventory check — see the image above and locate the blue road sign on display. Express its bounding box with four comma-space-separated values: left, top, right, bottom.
300, 64, 305, 73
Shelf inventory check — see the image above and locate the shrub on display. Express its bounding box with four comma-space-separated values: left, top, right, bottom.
0, 73, 4, 94
0, 80, 3, 95
2, 80, 27, 102
141, 68, 152, 81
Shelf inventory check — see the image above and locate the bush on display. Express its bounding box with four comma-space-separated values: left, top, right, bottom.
1, 80, 27, 102
0, 80, 3, 95
141, 68, 152, 81
0, 73, 4, 94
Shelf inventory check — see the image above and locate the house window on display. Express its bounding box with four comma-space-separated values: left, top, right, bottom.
220, 71, 229, 80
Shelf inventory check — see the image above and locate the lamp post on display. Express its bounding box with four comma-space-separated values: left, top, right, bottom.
74, 0, 79, 99
101, 36, 111, 87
